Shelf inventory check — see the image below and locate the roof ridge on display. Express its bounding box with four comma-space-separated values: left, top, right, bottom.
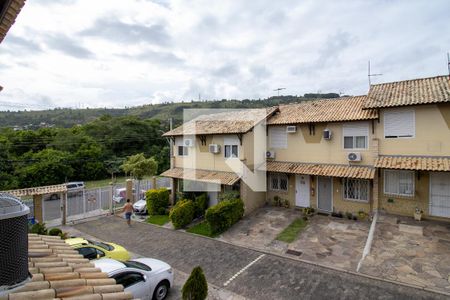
370, 74, 449, 87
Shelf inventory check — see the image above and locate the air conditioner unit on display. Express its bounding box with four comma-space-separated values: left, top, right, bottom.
184, 139, 194, 147
347, 152, 362, 162
286, 125, 297, 133
266, 150, 276, 159
323, 129, 332, 140
209, 144, 221, 154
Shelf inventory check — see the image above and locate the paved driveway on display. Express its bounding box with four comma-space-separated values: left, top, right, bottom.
73, 216, 446, 300
360, 214, 450, 294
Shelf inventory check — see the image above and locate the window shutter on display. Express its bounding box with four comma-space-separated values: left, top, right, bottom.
343, 122, 369, 137
269, 126, 287, 149
384, 109, 415, 138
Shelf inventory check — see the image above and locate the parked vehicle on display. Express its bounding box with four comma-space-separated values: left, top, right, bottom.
94, 258, 173, 300
67, 181, 85, 190
133, 199, 147, 214
65, 237, 131, 261
113, 188, 146, 203
46, 181, 85, 201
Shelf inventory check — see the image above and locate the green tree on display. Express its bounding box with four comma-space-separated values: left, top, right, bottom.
182, 266, 208, 300
121, 153, 158, 193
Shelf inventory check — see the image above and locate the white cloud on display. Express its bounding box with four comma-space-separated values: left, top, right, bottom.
0, 0, 449, 110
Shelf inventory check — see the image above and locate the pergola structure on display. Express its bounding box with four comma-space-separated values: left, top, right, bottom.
1, 184, 68, 224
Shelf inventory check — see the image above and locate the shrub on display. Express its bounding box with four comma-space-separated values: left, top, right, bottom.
193, 194, 208, 218
182, 266, 208, 300
146, 188, 170, 215
29, 223, 47, 235
205, 198, 244, 234
48, 228, 62, 236
169, 199, 195, 229
219, 190, 239, 202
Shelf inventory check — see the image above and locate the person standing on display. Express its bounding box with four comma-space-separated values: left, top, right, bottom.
123, 199, 133, 226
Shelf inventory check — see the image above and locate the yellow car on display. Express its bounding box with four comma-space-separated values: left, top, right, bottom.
65, 237, 131, 261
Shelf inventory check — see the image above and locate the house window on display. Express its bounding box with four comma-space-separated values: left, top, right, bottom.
384, 109, 415, 138
270, 174, 288, 192
224, 136, 239, 158
224, 145, 239, 158
269, 126, 287, 149
343, 123, 369, 149
343, 179, 369, 202
178, 146, 188, 156
384, 170, 414, 197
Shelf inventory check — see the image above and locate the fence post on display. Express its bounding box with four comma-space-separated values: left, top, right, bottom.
152, 176, 157, 189
110, 183, 114, 214
61, 192, 67, 225
126, 179, 133, 202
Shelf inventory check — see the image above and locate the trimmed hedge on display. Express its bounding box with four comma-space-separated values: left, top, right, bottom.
146, 188, 170, 215
205, 198, 244, 234
48, 228, 62, 236
193, 194, 208, 218
169, 199, 195, 229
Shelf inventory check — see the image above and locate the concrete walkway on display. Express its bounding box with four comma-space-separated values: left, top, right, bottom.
72, 216, 446, 300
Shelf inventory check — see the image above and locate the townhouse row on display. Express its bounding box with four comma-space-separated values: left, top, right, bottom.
161, 75, 450, 222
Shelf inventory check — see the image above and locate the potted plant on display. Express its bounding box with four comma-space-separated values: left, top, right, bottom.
414, 207, 423, 221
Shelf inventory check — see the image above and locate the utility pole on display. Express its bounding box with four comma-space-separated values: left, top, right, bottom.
447, 52, 450, 76
168, 118, 175, 205
368, 60, 382, 86
273, 88, 286, 96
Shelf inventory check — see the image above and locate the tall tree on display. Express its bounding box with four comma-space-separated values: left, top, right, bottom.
121, 153, 158, 195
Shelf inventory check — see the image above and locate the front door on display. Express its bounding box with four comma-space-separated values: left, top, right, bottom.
317, 176, 332, 212
295, 175, 310, 207
430, 172, 450, 218
208, 191, 218, 207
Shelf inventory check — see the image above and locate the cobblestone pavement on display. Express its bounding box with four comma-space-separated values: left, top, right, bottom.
289, 214, 370, 271
73, 216, 446, 299
360, 214, 450, 294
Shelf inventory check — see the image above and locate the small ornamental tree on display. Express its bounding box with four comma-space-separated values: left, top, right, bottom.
182, 266, 208, 300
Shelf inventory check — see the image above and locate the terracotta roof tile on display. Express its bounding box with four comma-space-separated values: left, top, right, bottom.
267, 96, 378, 125
163, 107, 278, 136
266, 161, 375, 179
160, 168, 240, 185
7, 234, 134, 300
364, 75, 450, 109
0, 0, 26, 44
375, 155, 450, 171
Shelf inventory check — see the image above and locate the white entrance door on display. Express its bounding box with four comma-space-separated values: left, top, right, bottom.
208, 191, 218, 207
430, 172, 450, 218
295, 175, 310, 207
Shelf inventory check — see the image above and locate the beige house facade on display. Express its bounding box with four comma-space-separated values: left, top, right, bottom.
161, 75, 450, 221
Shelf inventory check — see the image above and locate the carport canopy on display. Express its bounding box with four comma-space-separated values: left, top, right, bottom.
1, 184, 67, 197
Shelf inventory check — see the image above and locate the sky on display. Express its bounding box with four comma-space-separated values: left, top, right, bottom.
0, 0, 449, 111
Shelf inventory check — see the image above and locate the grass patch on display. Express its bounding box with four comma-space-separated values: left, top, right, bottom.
147, 215, 170, 226
186, 221, 217, 238
276, 218, 308, 243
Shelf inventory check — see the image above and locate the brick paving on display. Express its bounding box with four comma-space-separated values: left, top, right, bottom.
74, 216, 446, 300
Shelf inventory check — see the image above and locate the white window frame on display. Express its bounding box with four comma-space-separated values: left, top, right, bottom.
384, 109, 415, 139
343, 122, 369, 150
270, 173, 288, 192
343, 179, 370, 203
384, 170, 415, 197
177, 146, 188, 156
269, 126, 288, 149
224, 136, 239, 159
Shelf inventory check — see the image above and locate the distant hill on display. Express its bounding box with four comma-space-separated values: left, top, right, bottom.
0, 93, 340, 128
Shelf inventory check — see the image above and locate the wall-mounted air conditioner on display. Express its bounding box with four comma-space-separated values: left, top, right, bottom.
286, 125, 297, 133
184, 139, 194, 147
209, 144, 221, 154
266, 150, 276, 159
323, 129, 332, 140
347, 152, 362, 162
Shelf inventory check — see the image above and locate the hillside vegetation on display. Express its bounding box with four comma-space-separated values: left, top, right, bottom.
0, 94, 340, 128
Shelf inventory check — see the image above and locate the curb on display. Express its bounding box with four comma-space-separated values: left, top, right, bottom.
86, 215, 450, 298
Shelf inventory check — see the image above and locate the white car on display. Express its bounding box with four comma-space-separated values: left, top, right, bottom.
94, 258, 173, 300
133, 199, 147, 214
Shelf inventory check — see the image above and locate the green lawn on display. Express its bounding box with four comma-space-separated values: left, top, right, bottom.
147, 215, 170, 226
186, 221, 217, 238
276, 218, 308, 243
85, 176, 154, 189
